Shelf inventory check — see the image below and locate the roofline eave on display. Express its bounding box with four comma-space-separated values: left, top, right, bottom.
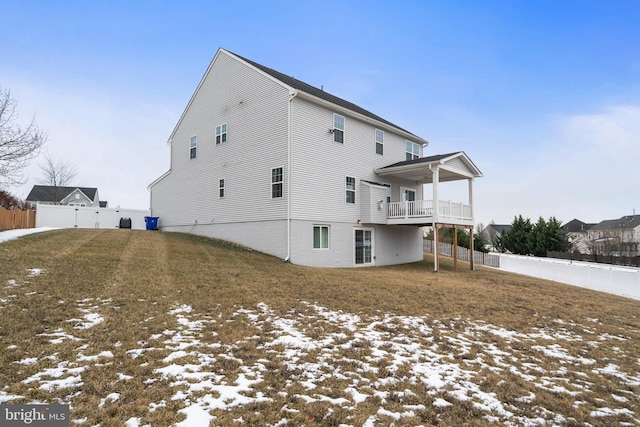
293, 91, 429, 145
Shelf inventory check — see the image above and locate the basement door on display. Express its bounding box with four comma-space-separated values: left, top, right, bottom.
354, 228, 374, 266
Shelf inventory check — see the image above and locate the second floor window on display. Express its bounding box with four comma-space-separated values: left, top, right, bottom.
333, 114, 344, 143
375, 129, 384, 155
190, 135, 197, 159
345, 176, 355, 204
219, 179, 225, 198
216, 123, 227, 144
272, 167, 283, 198
405, 140, 419, 161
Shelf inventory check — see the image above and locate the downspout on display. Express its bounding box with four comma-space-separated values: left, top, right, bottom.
285, 90, 298, 262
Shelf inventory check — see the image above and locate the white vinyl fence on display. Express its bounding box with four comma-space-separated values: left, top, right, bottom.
35, 204, 151, 230
499, 254, 640, 301
424, 240, 500, 268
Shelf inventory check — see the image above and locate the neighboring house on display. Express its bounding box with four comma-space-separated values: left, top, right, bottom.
562, 218, 596, 254
149, 48, 482, 268
26, 185, 105, 209
480, 224, 511, 252
585, 215, 640, 257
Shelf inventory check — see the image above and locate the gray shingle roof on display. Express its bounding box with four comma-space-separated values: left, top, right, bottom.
377, 152, 462, 170
562, 219, 596, 233
230, 51, 419, 137
26, 185, 97, 203
591, 215, 640, 231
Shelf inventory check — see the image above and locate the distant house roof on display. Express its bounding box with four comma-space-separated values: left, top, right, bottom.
484, 224, 511, 234
26, 185, 98, 203
563, 219, 596, 233
590, 215, 640, 231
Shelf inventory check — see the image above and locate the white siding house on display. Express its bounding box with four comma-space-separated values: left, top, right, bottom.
149, 48, 482, 268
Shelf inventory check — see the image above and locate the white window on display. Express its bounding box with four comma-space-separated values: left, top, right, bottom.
333, 114, 345, 143
375, 129, 384, 155
219, 179, 225, 198
271, 167, 283, 198
345, 176, 355, 204
190, 135, 197, 159
405, 140, 419, 160
216, 123, 227, 144
313, 225, 330, 249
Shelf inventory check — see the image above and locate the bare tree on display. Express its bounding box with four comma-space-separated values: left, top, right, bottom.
0, 88, 47, 187
37, 153, 78, 203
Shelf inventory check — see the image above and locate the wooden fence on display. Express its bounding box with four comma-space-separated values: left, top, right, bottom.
0, 207, 36, 231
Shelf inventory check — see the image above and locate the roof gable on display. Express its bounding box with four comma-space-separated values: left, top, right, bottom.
26, 185, 98, 203
563, 219, 595, 232
169, 48, 427, 144
375, 151, 483, 183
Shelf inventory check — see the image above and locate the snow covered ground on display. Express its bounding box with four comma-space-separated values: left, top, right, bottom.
0, 227, 57, 243
2, 293, 639, 425
1, 228, 639, 425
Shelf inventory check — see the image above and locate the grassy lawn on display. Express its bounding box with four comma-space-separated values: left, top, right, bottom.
1, 229, 639, 426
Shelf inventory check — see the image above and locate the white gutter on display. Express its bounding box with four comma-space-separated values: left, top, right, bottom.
285, 90, 298, 262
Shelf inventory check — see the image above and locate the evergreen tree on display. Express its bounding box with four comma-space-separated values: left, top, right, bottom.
500, 215, 533, 255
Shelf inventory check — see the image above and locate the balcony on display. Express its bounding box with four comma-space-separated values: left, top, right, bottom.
386, 200, 474, 226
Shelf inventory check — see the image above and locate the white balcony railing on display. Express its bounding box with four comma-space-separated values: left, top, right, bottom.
387, 200, 472, 222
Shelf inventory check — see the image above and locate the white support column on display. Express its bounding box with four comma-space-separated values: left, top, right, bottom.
432, 166, 440, 223
468, 178, 474, 221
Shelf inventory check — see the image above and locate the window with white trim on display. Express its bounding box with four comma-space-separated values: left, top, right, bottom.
313, 225, 330, 249
190, 135, 197, 159
345, 176, 355, 204
375, 129, 384, 155
405, 140, 419, 160
219, 179, 225, 198
216, 123, 227, 144
271, 167, 283, 198
333, 114, 344, 143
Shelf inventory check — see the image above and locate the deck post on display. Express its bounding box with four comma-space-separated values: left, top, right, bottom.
433, 224, 439, 272
469, 225, 475, 271
453, 226, 458, 271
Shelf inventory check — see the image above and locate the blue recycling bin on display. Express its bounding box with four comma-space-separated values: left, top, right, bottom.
144, 216, 159, 230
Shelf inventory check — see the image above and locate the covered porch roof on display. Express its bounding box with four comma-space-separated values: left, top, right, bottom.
374, 151, 483, 183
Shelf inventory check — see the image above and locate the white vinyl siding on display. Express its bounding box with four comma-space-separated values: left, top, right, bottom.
289, 96, 420, 224
150, 50, 289, 229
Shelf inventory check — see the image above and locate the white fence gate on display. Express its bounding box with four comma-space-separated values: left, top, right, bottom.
35, 204, 151, 230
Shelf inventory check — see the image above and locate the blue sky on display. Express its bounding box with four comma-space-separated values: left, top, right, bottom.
2, 0, 639, 226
